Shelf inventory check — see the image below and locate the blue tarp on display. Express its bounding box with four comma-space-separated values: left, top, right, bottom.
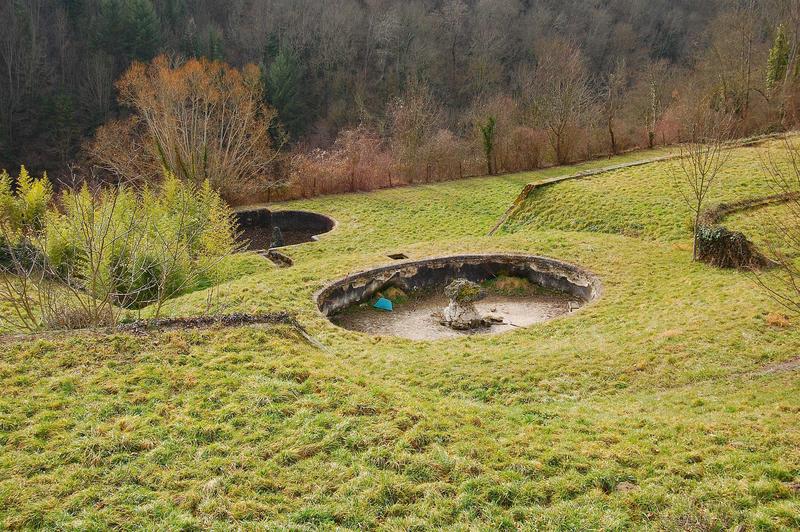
373, 297, 393, 311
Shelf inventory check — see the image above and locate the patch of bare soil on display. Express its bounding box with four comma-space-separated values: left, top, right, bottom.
332, 292, 581, 340
756, 357, 800, 375
118, 312, 296, 333
1, 313, 328, 351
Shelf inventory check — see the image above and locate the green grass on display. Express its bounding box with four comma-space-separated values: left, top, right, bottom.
726, 202, 800, 263
501, 143, 781, 241
2, 145, 799, 530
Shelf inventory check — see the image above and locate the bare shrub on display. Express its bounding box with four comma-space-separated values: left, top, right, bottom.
503, 127, 546, 172
286, 125, 395, 198
756, 136, 800, 314
424, 129, 469, 182
336, 125, 393, 191
285, 121, 477, 199
670, 103, 735, 261
465, 95, 547, 173
86, 56, 283, 202
287, 149, 347, 199
466, 95, 521, 172
654, 105, 684, 147
524, 39, 595, 165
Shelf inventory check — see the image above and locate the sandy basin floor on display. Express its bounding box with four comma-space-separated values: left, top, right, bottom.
332, 292, 582, 340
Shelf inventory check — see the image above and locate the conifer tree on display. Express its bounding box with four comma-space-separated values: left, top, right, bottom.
766, 24, 790, 90
480, 116, 496, 175
266, 49, 308, 138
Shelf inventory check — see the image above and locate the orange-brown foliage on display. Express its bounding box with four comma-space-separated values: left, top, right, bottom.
87, 56, 281, 203
285, 125, 397, 199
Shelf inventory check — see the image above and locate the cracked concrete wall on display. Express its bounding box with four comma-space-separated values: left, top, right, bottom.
316, 254, 602, 316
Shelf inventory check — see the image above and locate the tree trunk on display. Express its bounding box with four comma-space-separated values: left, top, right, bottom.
692, 205, 702, 261
556, 135, 563, 165
744, 30, 752, 117
608, 117, 617, 155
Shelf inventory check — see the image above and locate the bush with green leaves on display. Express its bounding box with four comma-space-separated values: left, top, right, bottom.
49, 175, 239, 308
0, 167, 53, 262
695, 224, 770, 270
1, 172, 240, 331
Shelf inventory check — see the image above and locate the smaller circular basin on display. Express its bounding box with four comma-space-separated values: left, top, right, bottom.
235, 208, 335, 250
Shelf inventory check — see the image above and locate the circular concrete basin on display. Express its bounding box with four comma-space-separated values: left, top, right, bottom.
235, 208, 336, 250
316, 254, 601, 340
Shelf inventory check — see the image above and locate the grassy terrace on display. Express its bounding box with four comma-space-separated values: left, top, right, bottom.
2, 144, 799, 530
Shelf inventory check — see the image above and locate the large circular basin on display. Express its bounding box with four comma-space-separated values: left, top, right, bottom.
316, 254, 602, 340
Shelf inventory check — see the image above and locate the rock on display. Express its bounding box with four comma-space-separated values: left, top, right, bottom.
616, 481, 638, 493
441, 301, 485, 329
484, 313, 504, 324
441, 279, 488, 330
444, 279, 485, 304
270, 226, 285, 248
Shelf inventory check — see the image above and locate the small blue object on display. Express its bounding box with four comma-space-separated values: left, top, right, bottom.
373, 297, 393, 311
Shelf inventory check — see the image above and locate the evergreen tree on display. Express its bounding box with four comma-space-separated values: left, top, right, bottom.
46, 93, 78, 165
62, 0, 86, 23
125, 0, 160, 61
480, 116, 496, 175
266, 48, 308, 139
97, 0, 160, 62
205, 28, 225, 61
766, 24, 790, 90
159, 0, 187, 33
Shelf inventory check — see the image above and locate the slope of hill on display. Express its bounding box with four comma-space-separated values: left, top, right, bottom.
1, 145, 798, 530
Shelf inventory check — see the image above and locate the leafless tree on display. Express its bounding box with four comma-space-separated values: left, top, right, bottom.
79, 52, 116, 122
87, 56, 284, 202
704, 1, 766, 119
0, 1, 48, 149
604, 59, 628, 155
635, 60, 673, 149
526, 39, 594, 164
387, 81, 443, 180
437, 0, 469, 92
670, 104, 735, 261
756, 136, 800, 314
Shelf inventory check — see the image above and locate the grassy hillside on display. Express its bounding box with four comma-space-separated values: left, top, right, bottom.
500, 143, 785, 242
1, 145, 799, 530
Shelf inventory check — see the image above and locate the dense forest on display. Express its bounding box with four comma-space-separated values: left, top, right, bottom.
3, 0, 800, 201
